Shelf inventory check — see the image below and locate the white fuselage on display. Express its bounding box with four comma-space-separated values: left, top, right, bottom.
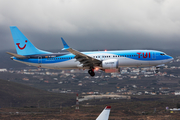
13, 50, 174, 70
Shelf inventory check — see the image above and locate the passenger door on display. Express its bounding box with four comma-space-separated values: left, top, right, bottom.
38, 56, 42, 64
152, 52, 156, 59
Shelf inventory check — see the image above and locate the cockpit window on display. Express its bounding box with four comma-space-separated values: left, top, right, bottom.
160, 53, 165, 56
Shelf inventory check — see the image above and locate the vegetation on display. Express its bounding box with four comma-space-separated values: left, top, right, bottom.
0, 79, 75, 108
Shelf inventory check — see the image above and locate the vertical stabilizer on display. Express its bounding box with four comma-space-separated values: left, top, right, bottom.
10, 26, 51, 55
61, 37, 70, 50
96, 106, 111, 120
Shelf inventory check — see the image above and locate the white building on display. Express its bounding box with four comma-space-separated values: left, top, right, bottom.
0, 68, 7, 72
175, 91, 180, 95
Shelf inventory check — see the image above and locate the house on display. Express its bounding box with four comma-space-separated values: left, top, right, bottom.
175, 91, 180, 95
0, 69, 7, 72
22, 78, 29, 81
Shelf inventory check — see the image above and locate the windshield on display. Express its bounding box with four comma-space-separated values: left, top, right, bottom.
160, 53, 166, 56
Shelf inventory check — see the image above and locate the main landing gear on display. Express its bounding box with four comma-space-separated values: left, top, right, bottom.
88, 68, 95, 77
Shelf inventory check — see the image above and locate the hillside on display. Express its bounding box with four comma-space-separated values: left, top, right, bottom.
0, 79, 75, 108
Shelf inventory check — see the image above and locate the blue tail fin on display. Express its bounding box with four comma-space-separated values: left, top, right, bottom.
10, 26, 51, 55
61, 37, 70, 50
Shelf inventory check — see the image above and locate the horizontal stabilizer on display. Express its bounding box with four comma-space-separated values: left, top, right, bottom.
6, 52, 27, 59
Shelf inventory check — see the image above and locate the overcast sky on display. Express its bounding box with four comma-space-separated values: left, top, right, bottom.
0, 0, 180, 52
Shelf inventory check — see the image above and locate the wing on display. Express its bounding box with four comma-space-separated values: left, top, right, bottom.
96, 106, 111, 120
61, 38, 102, 68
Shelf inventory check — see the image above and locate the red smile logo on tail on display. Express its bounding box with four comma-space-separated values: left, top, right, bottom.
16, 40, 27, 50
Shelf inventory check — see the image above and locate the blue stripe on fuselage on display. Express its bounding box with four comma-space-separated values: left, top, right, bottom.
14, 54, 75, 63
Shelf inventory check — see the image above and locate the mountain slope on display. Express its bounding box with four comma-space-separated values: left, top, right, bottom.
0, 79, 75, 108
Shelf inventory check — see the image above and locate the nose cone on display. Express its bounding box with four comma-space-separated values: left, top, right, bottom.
167, 56, 174, 62
171, 57, 174, 61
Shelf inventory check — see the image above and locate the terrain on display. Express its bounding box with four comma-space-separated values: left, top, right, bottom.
0, 79, 180, 119
0, 79, 75, 108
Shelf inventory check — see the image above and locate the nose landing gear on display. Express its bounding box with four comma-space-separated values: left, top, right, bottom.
88, 68, 95, 77
155, 67, 159, 73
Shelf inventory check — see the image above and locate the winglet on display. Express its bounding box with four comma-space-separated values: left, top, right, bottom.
61, 37, 70, 50
105, 106, 111, 109
96, 106, 111, 120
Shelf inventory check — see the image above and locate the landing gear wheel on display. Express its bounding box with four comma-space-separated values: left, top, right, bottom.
155, 70, 159, 73
88, 69, 95, 77
90, 72, 95, 76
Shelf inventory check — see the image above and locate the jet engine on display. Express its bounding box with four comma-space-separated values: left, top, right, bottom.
102, 59, 119, 69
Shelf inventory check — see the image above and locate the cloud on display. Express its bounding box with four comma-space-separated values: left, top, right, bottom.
0, 0, 180, 51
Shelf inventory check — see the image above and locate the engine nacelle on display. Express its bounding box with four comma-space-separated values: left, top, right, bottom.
102, 59, 119, 69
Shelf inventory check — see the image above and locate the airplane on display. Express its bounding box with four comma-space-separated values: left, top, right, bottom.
7, 26, 174, 76
96, 106, 111, 120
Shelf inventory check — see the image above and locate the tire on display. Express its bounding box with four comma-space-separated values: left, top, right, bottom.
88, 70, 95, 76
